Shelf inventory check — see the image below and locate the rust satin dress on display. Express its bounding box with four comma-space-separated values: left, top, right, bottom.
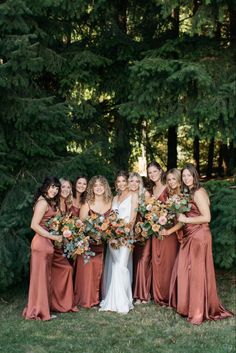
50, 206, 79, 313
152, 188, 179, 305
133, 212, 152, 301
169, 200, 233, 325
73, 209, 109, 308
23, 205, 56, 321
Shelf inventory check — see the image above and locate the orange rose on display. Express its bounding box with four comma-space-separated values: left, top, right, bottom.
141, 231, 148, 238
152, 224, 160, 232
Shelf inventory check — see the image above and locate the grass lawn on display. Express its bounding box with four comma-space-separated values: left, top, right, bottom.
0, 270, 235, 353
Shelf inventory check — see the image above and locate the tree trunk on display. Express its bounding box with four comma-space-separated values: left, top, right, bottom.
112, 0, 130, 171
229, 4, 236, 47
193, 135, 200, 173
167, 126, 177, 169
228, 141, 236, 176
218, 142, 229, 177
218, 141, 224, 176
206, 138, 215, 178
113, 114, 131, 171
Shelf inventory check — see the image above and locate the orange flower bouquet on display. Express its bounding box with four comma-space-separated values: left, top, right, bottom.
135, 196, 175, 241
47, 215, 94, 262
83, 211, 116, 244
108, 216, 135, 250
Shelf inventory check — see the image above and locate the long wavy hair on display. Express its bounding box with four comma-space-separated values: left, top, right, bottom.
181, 163, 201, 195
59, 178, 73, 211
73, 174, 88, 205
146, 161, 166, 192
86, 175, 113, 204
166, 168, 181, 195
33, 176, 61, 210
128, 172, 144, 197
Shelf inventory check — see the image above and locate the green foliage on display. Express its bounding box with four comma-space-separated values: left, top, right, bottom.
205, 180, 236, 269
0, 0, 236, 289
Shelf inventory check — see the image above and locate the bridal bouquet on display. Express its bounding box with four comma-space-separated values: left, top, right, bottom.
46, 215, 94, 262
108, 217, 134, 249
135, 196, 175, 241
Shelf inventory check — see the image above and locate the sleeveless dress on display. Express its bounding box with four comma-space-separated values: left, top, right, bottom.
23, 205, 56, 320
169, 199, 233, 324
51, 248, 78, 313
152, 187, 179, 305
99, 195, 133, 314
133, 210, 152, 302
73, 208, 109, 308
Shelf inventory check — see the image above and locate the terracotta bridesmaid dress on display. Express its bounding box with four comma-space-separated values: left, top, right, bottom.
152, 188, 179, 305
23, 205, 56, 321
73, 208, 109, 308
169, 200, 233, 324
133, 211, 152, 302
50, 246, 78, 313
50, 205, 79, 313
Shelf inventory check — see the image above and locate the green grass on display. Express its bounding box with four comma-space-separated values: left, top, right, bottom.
0, 271, 235, 353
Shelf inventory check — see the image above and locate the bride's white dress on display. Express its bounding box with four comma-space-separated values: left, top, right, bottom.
99, 195, 133, 314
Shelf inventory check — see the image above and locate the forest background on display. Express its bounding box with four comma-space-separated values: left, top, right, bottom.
0, 0, 235, 290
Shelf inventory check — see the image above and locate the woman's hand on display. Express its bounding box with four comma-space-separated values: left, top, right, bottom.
160, 229, 169, 237
178, 214, 187, 223
51, 234, 63, 242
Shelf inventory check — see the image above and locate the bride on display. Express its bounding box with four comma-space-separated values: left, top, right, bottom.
99, 171, 138, 314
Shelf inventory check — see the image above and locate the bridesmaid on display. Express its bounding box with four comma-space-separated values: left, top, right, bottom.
74, 175, 112, 308
169, 164, 233, 324
147, 161, 179, 305
72, 174, 88, 301
50, 178, 78, 313
159, 168, 183, 239
130, 172, 152, 305
71, 174, 88, 217
23, 177, 62, 321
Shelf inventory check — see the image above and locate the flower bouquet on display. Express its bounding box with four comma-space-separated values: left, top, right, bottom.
46, 215, 94, 262
135, 196, 175, 241
83, 211, 115, 244
165, 193, 191, 215
108, 217, 134, 250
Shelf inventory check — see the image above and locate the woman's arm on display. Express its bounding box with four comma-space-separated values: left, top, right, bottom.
178, 188, 211, 225
160, 222, 183, 237
31, 199, 62, 242
79, 202, 90, 221
130, 193, 139, 224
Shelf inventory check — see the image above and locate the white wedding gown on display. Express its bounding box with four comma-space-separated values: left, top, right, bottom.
99, 195, 133, 314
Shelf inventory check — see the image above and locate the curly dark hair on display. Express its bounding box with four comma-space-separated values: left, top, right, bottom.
33, 176, 61, 210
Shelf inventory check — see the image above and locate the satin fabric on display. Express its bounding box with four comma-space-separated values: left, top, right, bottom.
23, 206, 56, 321
51, 247, 78, 313
100, 195, 133, 313
73, 243, 104, 308
71, 205, 80, 217
73, 208, 109, 308
133, 239, 152, 301
152, 188, 179, 305
100, 244, 133, 313
169, 200, 233, 324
